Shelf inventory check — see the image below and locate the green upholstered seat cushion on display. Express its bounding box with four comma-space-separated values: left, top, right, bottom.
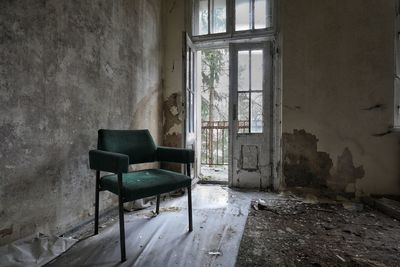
100, 169, 191, 201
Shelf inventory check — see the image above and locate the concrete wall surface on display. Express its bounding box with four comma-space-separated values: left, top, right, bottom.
0, 0, 163, 245
281, 0, 400, 195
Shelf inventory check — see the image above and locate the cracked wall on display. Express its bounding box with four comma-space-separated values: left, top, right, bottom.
282, 0, 400, 195
0, 0, 163, 245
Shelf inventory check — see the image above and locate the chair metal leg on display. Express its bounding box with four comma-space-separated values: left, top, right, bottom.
186, 163, 193, 232
156, 195, 160, 214
94, 171, 100, 235
188, 186, 193, 232
117, 173, 126, 262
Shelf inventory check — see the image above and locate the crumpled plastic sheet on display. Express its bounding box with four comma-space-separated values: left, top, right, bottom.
0, 233, 77, 267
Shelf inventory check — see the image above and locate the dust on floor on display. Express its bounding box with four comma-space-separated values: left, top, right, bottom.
236, 197, 400, 267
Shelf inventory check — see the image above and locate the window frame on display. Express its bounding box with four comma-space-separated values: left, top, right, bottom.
189, 0, 276, 42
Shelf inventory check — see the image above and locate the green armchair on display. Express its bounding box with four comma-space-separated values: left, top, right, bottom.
89, 129, 194, 262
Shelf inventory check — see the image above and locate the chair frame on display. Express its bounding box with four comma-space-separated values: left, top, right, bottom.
93, 163, 192, 262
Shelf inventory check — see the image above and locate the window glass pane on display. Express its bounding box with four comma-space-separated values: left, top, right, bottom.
251, 50, 263, 91
190, 92, 195, 132
238, 93, 250, 133
235, 0, 251, 31
254, 0, 266, 29
195, 0, 209, 35
238, 50, 250, 91
251, 92, 263, 133
212, 0, 226, 33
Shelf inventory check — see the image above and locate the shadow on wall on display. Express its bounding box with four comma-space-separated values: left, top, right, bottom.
283, 129, 365, 193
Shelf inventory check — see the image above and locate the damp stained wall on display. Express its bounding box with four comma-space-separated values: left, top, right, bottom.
281, 0, 400, 195
0, 0, 163, 245
161, 0, 186, 172
162, 0, 185, 148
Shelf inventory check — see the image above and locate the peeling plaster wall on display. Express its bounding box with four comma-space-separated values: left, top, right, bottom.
162, 0, 184, 147
281, 0, 400, 195
0, 0, 163, 245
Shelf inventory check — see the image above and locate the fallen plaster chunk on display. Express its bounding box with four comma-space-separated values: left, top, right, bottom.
208, 251, 222, 256
0, 233, 77, 267
342, 202, 364, 212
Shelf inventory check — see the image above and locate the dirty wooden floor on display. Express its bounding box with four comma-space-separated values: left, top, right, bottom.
46, 184, 269, 267
236, 197, 400, 267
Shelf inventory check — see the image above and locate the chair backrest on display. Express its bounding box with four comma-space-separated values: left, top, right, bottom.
97, 129, 156, 164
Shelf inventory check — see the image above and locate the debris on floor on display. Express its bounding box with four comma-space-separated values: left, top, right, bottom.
199, 165, 228, 183
145, 207, 181, 217
370, 197, 400, 221
238, 197, 400, 266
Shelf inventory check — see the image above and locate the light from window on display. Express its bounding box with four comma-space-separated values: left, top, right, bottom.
193, 0, 227, 36
235, 0, 251, 31
235, 0, 272, 31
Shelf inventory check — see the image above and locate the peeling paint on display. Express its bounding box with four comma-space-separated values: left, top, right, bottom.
283, 130, 365, 193
162, 92, 183, 165
283, 130, 332, 188
328, 148, 365, 192
163, 93, 182, 135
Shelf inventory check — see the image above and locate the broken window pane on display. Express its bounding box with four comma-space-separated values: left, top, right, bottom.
251, 92, 263, 133
238, 93, 250, 133
212, 0, 227, 34
235, 0, 251, 31
238, 50, 250, 91
251, 50, 263, 91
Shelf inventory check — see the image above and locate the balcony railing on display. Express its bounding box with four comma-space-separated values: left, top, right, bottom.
201, 120, 249, 165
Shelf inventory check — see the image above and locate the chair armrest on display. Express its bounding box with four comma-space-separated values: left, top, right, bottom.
156, 146, 194, 164
89, 150, 129, 173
